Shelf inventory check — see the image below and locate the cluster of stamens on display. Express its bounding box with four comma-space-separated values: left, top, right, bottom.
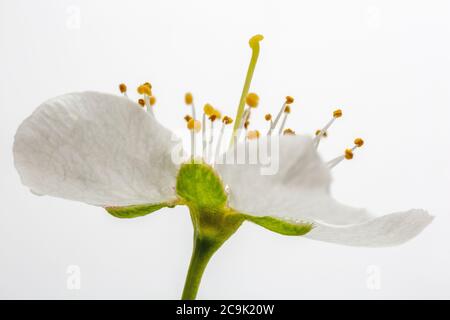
117, 35, 364, 170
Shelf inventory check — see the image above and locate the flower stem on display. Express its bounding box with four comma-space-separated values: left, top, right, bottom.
181, 235, 220, 300
181, 205, 244, 300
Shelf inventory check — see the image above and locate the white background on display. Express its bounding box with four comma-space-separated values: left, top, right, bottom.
1, 0, 450, 299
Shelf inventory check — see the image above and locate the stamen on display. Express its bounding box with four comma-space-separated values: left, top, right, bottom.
149, 96, 156, 106
214, 116, 233, 164
314, 109, 342, 148
137, 83, 152, 96
187, 119, 201, 161
283, 128, 296, 135
138, 99, 145, 107
230, 34, 264, 145
278, 105, 291, 135
247, 130, 260, 140
246, 93, 259, 108
119, 83, 128, 97
269, 96, 293, 135
327, 137, 364, 169
202, 104, 213, 159
265, 113, 272, 134
207, 114, 218, 162
185, 92, 196, 121
184, 115, 193, 122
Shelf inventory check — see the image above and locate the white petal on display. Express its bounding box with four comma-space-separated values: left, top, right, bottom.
14, 92, 180, 206
216, 135, 372, 225
305, 209, 433, 247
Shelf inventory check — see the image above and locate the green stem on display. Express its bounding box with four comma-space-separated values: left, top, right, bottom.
181, 236, 220, 300
181, 205, 244, 300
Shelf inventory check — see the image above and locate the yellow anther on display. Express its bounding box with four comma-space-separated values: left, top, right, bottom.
244, 120, 250, 130
333, 109, 343, 118
149, 96, 156, 106
246, 93, 259, 108
119, 83, 127, 93
344, 148, 354, 160
209, 114, 217, 122
315, 129, 328, 137
137, 84, 152, 96
286, 96, 294, 104
222, 116, 233, 125
138, 99, 145, 107
284, 105, 291, 114
184, 115, 193, 122
212, 109, 222, 119
187, 119, 201, 132
354, 138, 364, 147
185, 92, 193, 105
247, 130, 260, 140
203, 103, 215, 116
283, 128, 296, 135
265, 114, 272, 121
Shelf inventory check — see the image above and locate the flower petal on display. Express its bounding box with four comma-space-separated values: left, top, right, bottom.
216, 135, 372, 225
14, 91, 180, 206
304, 209, 433, 247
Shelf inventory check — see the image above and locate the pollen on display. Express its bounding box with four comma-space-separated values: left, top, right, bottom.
137, 83, 152, 96
333, 109, 343, 118
119, 83, 127, 93
209, 114, 217, 122
138, 99, 145, 107
283, 128, 296, 135
286, 96, 294, 104
354, 138, 364, 147
246, 93, 259, 108
149, 96, 156, 106
247, 130, 260, 140
185, 92, 193, 105
344, 148, 354, 160
284, 105, 291, 114
187, 119, 201, 132
222, 116, 233, 125
203, 103, 215, 116
184, 115, 193, 122
265, 114, 272, 121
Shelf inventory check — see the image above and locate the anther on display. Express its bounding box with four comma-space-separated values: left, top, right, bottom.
283, 128, 296, 135
286, 96, 294, 104
315, 129, 328, 138
333, 109, 342, 118
354, 138, 364, 147
203, 104, 215, 116
246, 93, 259, 108
344, 149, 354, 160
119, 83, 127, 95
265, 114, 272, 121
149, 96, 156, 106
184, 115, 193, 122
222, 116, 233, 125
187, 119, 201, 133
138, 99, 145, 107
247, 130, 260, 140
137, 84, 152, 96
185, 92, 193, 105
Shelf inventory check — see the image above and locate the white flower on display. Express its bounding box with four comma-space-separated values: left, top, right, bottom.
14, 91, 432, 247
13, 34, 433, 299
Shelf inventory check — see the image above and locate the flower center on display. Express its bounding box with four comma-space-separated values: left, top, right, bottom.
117, 35, 365, 170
